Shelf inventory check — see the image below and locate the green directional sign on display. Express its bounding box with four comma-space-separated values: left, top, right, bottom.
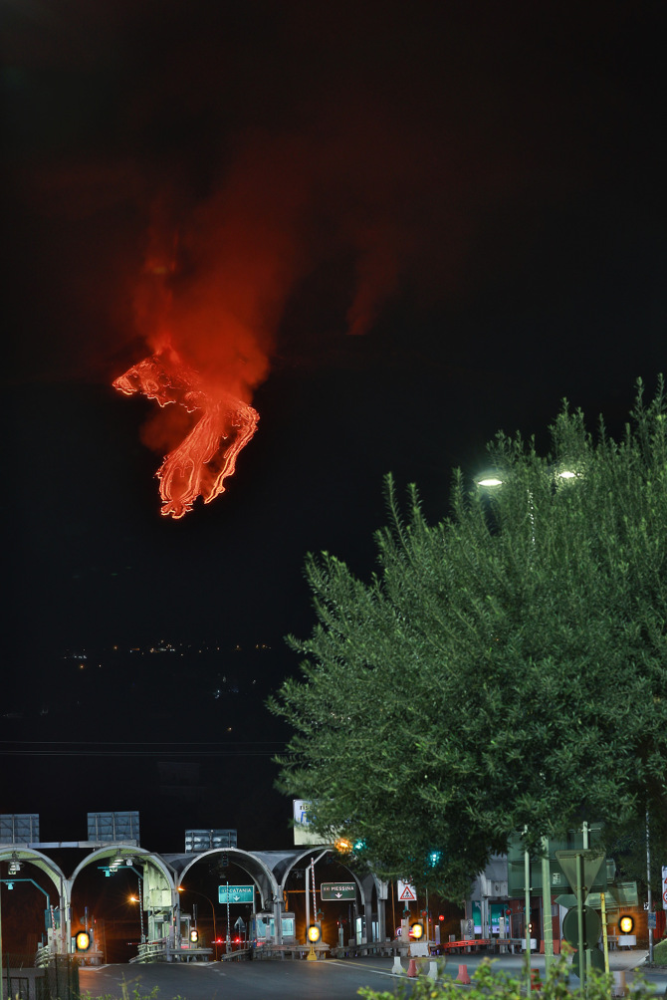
320, 882, 356, 901
219, 885, 254, 904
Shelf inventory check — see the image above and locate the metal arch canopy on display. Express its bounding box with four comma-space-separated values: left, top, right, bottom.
162, 846, 279, 910
0, 846, 67, 897
68, 844, 176, 891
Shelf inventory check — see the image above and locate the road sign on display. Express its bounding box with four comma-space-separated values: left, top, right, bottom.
563, 905, 601, 950
554, 850, 605, 895
398, 880, 417, 902
649, 913, 657, 930
321, 882, 356, 900
219, 885, 254, 904
235, 916, 246, 931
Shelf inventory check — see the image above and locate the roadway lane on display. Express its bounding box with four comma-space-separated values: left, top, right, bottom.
79, 951, 666, 1000
80, 957, 411, 1000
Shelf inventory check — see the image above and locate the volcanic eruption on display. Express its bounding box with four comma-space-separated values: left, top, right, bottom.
113, 349, 259, 519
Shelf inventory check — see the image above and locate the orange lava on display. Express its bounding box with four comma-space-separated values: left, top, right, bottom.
113, 351, 258, 519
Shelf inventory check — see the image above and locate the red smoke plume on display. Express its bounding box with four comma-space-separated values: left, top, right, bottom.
104, 1, 616, 516
114, 139, 311, 516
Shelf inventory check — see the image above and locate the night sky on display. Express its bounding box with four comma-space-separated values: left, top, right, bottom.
2, 0, 665, 854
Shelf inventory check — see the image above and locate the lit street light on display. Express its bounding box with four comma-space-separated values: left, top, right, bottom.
128, 894, 145, 943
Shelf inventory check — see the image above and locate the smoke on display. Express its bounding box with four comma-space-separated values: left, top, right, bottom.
6, 0, 636, 508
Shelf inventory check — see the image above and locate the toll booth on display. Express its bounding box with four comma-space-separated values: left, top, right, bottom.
252, 912, 296, 948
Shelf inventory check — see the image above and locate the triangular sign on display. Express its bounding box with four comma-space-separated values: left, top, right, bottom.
398, 883, 416, 901
555, 850, 605, 897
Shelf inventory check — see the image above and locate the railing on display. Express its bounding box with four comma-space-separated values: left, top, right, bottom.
129, 941, 168, 964
35, 947, 52, 969
219, 948, 252, 962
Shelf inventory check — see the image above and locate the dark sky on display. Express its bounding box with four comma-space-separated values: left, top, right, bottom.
1, 0, 665, 852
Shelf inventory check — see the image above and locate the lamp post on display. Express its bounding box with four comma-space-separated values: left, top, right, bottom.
129, 894, 145, 944
1, 864, 4, 1000
177, 887, 218, 957
477, 466, 580, 985
304, 849, 329, 946
1, 875, 52, 994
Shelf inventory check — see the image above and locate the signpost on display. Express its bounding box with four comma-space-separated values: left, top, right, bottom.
234, 916, 246, 945
219, 885, 254, 904
397, 881, 416, 903
219, 884, 254, 954
321, 882, 356, 901
556, 849, 606, 987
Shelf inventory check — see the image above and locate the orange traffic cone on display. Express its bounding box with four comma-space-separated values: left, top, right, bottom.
407, 959, 419, 977
456, 964, 471, 985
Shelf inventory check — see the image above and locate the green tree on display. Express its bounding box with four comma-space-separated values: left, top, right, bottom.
270, 379, 667, 897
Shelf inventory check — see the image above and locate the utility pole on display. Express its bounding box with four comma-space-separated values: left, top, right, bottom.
524, 846, 531, 1000
1, 863, 4, 1000
647, 812, 653, 964
226, 882, 231, 954
541, 838, 553, 976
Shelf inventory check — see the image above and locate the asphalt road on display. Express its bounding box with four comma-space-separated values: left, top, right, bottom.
79, 952, 667, 1000
80, 957, 407, 1000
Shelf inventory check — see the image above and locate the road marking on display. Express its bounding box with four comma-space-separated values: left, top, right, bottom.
327, 961, 404, 979
82, 966, 111, 972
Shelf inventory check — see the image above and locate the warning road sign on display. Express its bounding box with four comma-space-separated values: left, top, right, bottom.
398, 880, 416, 902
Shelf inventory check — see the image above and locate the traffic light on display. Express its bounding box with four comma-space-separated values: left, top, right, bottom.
619, 915, 635, 934
410, 922, 425, 941
221, 852, 229, 867
75, 931, 92, 952
190, 929, 199, 943
307, 924, 322, 943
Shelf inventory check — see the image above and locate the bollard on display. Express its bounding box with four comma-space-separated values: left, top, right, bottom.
456, 964, 471, 985
407, 958, 419, 977
611, 971, 628, 997
427, 960, 438, 980
391, 955, 404, 975
530, 968, 541, 991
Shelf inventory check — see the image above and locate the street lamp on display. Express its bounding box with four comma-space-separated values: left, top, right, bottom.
475, 476, 504, 488
1, 873, 52, 996
128, 894, 145, 944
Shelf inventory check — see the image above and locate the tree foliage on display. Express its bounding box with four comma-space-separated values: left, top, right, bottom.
358, 951, 657, 1000
269, 378, 667, 898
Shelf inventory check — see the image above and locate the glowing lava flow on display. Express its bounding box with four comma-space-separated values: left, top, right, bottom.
113, 352, 259, 518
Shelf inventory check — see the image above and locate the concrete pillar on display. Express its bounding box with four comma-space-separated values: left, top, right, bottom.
273, 897, 283, 945
377, 896, 386, 943
62, 878, 71, 955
